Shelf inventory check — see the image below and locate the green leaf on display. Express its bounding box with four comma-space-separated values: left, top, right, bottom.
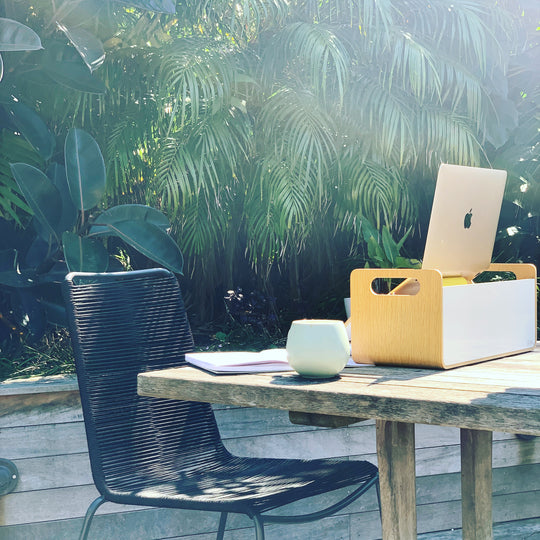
10, 163, 62, 240
24, 235, 60, 266
47, 163, 78, 233
93, 204, 170, 232
366, 237, 385, 266
395, 256, 421, 269
395, 227, 412, 252
65, 128, 106, 211
62, 232, 109, 273
113, 0, 176, 14
0, 18, 42, 52
0, 248, 17, 272
381, 226, 397, 267
105, 220, 183, 274
3, 101, 55, 161
0, 249, 36, 287
360, 219, 379, 244
484, 94, 519, 149
44, 60, 107, 94
56, 23, 105, 73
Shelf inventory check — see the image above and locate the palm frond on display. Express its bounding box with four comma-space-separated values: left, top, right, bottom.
437, 57, 488, 128
417, 106, 483, 166
155, 135, 198, 213
0, 131, 41, 223
105, 112, 156, 200
178, 194, 228, 259
344, 72, 417, 166
187, 0, 290, 42
244, 156, 323, 270
388, 29, 442, 103
336, 159, 416, 232
259, 87, 338, 196
156, 107, 252, 214
262, 22, 351, 105
175, 191, 231, 317
159, 38, 239, 129
402, 0, 514, 76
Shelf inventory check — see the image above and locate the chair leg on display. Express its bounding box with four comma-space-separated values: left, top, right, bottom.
252, 514, 265, 540
375, 476, 382, 525
79, 495, 106, 540
217, 512, 228, 540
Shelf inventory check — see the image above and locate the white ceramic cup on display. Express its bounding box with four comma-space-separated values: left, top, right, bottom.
286, 319, 351, 378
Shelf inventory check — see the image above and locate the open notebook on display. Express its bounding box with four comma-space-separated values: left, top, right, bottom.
186, 349, 292, 373
186, 349, 361, 374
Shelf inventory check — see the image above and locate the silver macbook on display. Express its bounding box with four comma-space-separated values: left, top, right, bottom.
422, 164, 507, 280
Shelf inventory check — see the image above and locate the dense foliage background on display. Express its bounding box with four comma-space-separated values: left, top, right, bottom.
0, 0, 538, 351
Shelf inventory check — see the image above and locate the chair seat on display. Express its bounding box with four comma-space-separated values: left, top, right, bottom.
103, 454, 377, 514
63, 269, 379, 540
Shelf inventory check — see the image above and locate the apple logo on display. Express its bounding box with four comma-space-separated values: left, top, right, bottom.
464, 209, 473, 229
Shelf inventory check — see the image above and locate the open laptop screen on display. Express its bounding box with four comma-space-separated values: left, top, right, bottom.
421, 164, 507, 280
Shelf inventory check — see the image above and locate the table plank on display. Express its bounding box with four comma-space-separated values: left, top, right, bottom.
341, 372, 540, 397
139, 362, 540, 435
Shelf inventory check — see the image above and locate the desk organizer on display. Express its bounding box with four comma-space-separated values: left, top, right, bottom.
350, 263, 537, 369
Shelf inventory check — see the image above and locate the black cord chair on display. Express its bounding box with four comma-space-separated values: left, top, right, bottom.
63, 268, 379, 540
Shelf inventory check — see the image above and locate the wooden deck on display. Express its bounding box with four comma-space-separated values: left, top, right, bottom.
1, 374, 539, 539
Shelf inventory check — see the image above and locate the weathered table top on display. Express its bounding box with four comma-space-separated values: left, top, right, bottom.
138, 345, 540, 435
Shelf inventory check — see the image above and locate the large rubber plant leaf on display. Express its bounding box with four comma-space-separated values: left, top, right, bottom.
106, 220, 183, 274
92, 204, 170, 234
65, 128, 106, 211
45, 59, 106, 94
62, 232, 109, 273
10, 163, 62, 240
56, 23, 105, 72
0, 249, 25, 287
31, 216, 57, 242
113, 0, 176, 14
484, 95, 519, 149
24, 235, 60, 267
0, 18, 42, 51
3, 101, 55, 161
47, 162, 77, 233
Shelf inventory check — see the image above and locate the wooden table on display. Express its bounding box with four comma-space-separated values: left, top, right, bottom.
138, 347, 540, 540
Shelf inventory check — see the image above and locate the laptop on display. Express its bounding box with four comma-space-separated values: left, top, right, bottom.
390, 164, 507, 294
422, 164, 507, 281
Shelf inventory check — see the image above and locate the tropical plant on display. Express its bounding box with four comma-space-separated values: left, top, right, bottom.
1, 0, 536, 323
0, 17, 43, 222
360, 220, 420, 271
491, 2, 540, 269
1, 125, 183, 338
155, 0, 530, 316
0, 2, 185, 338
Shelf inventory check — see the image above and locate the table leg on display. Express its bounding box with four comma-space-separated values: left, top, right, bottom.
460, 428, 493, 540
376, 420, 417, 540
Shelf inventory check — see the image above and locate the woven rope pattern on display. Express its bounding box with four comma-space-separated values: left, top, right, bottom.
63, 269, 377, 515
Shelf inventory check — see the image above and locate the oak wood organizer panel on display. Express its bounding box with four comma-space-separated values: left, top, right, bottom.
350, 263, 537, 368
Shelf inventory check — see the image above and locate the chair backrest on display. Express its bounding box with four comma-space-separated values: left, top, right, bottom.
63, 269, 227, 496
